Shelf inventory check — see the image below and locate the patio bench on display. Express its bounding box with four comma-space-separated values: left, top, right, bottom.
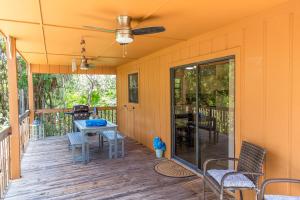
102, 130, 124, 159
67, 132, 89, 163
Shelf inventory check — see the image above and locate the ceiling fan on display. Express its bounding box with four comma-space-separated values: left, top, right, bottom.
83, 15, 166, 45
72, 39, 96, 71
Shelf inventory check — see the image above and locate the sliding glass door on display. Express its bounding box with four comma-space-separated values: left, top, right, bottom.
171, 57, 235, 171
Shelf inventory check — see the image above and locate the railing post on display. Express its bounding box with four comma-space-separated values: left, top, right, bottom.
27, 64, 34, 123
6, 36, 21, 179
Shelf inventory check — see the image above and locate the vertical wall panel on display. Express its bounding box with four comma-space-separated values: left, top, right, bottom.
243, 22, 264, 145
265, 14, 290, 194
212, 34, 227, 52
199, 40, 211, 55
228, 29, 243, 49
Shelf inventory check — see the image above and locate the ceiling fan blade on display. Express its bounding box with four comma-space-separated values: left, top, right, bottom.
82, 25, 115, 33
88, 63, 96, 68
132, 26, 165, 35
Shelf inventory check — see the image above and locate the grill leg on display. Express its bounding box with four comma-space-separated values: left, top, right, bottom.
220, 188, 224, 200
240, 190, 243, 200
203, 178, 206, 200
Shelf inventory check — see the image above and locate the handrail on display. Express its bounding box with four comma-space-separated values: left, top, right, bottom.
35, 106, 117, 114
0, 126, 11, 198
19, 110, 30, 123
0, 126, 11, 141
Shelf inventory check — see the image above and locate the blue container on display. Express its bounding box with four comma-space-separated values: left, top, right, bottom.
85, 119, 107, 127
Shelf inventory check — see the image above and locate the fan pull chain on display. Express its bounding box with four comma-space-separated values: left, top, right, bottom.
122, 44, 128, 58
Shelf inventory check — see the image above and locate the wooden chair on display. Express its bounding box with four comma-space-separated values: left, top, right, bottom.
259, 179, 300, 200
203, 141, 267, 200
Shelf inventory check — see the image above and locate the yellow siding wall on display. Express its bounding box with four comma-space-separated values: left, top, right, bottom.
117, 0, 300, 197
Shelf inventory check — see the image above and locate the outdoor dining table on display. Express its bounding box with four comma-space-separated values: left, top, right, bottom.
74, 120, 118, 163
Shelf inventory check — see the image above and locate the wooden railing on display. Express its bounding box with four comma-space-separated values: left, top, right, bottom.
19, 110, 30, 156
0, 126, 11, 199
35, 106, 117, 137
0, 110, 30, 198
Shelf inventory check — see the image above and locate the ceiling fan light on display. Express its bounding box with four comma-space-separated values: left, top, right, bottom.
80, 60, 89, 70
116, 30, 133, 44
116, 35, 133, 44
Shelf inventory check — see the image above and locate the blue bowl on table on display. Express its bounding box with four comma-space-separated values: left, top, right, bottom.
85, 119, 107, 127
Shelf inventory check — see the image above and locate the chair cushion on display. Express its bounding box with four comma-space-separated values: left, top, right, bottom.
207, 169, 255, 188
264, 195, 300, 200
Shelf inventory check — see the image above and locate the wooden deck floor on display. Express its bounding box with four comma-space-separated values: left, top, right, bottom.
5, 136, 219, 200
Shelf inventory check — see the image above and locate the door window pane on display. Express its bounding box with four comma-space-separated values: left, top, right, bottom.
128, 73, 138, 103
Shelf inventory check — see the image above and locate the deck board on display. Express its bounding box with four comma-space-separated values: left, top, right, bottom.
5, 136, 220, 200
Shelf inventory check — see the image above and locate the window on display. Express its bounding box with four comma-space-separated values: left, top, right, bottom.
128, 73, 138, 103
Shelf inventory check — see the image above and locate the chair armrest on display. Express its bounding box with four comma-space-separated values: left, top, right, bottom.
220, 171, 263, 189
259, 178, 300, 200
203, 158, 239, 174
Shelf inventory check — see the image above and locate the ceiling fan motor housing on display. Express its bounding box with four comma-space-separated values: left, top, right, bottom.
116, 15, 134, 44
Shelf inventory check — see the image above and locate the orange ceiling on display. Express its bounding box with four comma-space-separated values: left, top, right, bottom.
0, 0, 287, 67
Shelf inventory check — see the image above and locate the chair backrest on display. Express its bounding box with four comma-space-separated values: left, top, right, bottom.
237, 141, 266, 185
73, 105, 90, 120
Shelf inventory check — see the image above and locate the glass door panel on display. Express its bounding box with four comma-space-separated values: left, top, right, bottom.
197, 59, 235, 169
172, 65, 197, 165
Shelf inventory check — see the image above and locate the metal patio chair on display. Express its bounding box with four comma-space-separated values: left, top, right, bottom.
259, 178, 300, 200
203, 141, 267, 200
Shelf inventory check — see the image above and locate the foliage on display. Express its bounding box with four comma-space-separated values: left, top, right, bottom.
0, 36, 8, 129
33, 74, 116, 109
153, 137, 166, 151
0, 36, 28, 130
175, 62, 234, 109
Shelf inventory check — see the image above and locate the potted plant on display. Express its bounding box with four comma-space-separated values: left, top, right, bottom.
153, 137, 166, 158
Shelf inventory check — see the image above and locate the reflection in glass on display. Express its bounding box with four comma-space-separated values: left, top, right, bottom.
198, 59, 235, 169
173, 66, 197, 165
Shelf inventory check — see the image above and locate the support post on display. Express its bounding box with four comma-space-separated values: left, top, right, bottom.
27, 64, 34, 123
6, 36, 21, 179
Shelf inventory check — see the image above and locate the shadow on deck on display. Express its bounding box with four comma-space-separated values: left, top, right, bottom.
5, 136, 218, 200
